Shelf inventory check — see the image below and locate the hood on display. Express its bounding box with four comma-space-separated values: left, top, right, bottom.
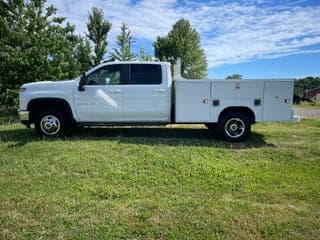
22, 79, 77, 90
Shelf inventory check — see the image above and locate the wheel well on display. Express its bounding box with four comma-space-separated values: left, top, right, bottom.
27, 98, 74, 123
218, 107, 255, 123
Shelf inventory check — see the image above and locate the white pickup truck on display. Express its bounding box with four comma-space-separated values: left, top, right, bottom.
18, 60, 298, 142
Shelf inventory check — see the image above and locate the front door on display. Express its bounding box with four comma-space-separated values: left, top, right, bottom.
74, 64, 128, 122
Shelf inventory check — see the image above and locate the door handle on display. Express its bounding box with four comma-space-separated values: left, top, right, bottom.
153, 89, 166, 93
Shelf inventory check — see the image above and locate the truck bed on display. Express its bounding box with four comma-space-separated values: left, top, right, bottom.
174, 79, 294, 123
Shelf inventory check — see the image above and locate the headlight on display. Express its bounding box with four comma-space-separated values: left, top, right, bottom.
19, 87, 27, 92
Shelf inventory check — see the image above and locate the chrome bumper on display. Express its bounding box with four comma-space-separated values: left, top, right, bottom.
19, 110, 29, 121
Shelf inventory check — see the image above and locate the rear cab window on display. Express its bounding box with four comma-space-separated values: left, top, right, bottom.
130, 64, 162, 85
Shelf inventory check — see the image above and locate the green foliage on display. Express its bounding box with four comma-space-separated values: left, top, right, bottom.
1, 120, 320, 238
86, 7, 111, 65
138, 47, 153, 61
111, 23, 153, 61
0, 88, 18, 110
294, 76, 320, 97
0, 0, 84, 109
110, 23, 136, 61
226, 74, 242, 79
75, 38, 92, 72
154, 18, 208, 79
154, 36, 170, 61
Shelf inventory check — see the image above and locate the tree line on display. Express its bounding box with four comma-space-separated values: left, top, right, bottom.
294, 77, 320, 98
0, 0, 207, 110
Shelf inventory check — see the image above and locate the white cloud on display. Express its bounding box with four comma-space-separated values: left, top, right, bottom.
47, 0, 320, 67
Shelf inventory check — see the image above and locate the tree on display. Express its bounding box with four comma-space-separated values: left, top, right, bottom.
75, 38, 92, 72
294, 76, 320, 97
154, 18, 207, 79
138, 47, 153, 61
110, 23, 136, 61
0, 0, 81, 110
153, 36, 170, 62
226, 74, 242, 79
86, 7, 111, 65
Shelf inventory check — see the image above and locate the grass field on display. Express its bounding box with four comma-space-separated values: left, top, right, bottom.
1, 120, 320, 239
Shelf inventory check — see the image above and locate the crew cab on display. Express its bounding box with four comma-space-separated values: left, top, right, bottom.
18, 60, 298, 142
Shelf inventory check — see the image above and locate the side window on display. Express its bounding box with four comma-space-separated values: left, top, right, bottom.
130, 64, 162, 85
86, 65, 121, 85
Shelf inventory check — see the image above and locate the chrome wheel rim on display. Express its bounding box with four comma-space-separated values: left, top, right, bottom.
225, 117, 245, 138
40, 115, 61, 135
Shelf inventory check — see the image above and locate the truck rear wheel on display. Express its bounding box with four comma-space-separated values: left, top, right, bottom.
35, 108, 70, 137
217, 112, 251, 142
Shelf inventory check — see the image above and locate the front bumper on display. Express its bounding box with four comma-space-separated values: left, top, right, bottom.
18, 110, 29, 121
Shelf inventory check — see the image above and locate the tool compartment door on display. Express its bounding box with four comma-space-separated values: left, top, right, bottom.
175, 81, 210, 122
263, 81, 294, 121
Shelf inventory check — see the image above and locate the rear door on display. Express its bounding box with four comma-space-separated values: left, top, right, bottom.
122, 64, 170, 122
263, 81, 294, 121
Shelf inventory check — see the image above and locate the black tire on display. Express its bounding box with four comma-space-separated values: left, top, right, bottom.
35, 108, 71, 137
217, 112, 251, 142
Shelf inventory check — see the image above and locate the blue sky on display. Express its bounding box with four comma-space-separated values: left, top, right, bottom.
48, 0, 320, 79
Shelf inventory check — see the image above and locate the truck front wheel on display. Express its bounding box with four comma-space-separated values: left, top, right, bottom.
217, 112, 251, 142
35, 109, 70, 137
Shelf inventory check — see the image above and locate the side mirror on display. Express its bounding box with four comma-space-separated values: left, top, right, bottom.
78, 72, 86, 91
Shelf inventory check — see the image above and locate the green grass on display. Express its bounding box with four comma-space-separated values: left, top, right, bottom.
294, 101, 320, 109
1, 120, 320, 239
0, 109, 18, 125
